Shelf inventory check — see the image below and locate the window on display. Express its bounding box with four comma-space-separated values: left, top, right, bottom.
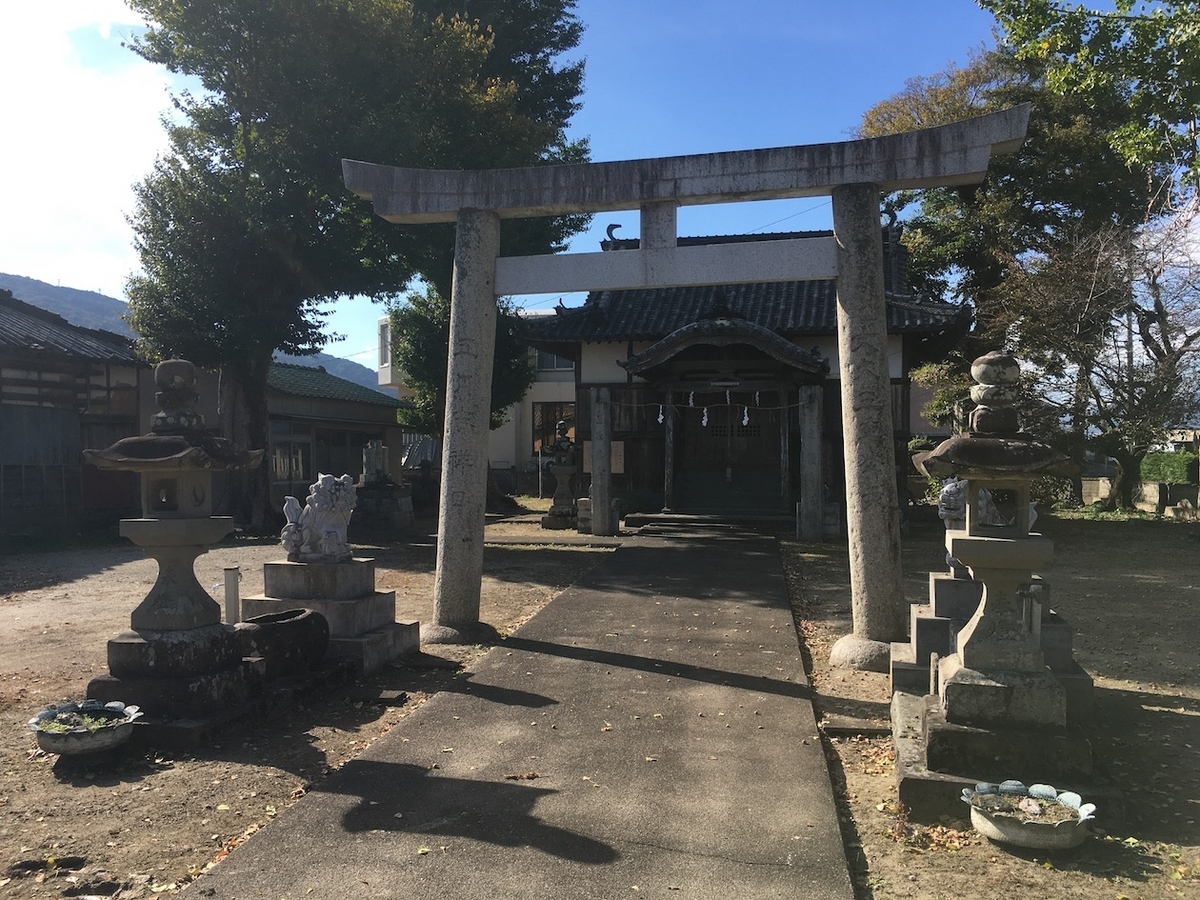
314, 428, 382, 479
270, 422, 313, 485
379, 321, 391, 368
537, 350, 573, 371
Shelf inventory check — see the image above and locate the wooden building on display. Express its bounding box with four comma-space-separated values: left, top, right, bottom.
264, 362, 406, 511
522, 230, 966, 516
0, 290, 142, 536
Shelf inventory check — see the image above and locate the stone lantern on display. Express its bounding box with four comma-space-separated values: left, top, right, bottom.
907, 351, 1092, 791
82, 359, 264, 726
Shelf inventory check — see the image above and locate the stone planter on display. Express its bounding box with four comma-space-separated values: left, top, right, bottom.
235, 608, 329, 680
28, 701, 142, 755
963, 780, 1095, 850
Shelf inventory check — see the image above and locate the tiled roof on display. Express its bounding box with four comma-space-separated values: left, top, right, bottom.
524, 231, 967, 344
0, 290, 139, 362
268, 361, 402, 408
526, 282, 966, 343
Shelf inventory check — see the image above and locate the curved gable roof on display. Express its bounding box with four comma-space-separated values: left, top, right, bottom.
621, 316, 829, 377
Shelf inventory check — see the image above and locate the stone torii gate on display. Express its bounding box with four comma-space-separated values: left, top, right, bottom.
343, 105, 1030, 665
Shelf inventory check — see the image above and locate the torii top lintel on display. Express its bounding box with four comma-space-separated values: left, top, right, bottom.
342, 105, 1029, 225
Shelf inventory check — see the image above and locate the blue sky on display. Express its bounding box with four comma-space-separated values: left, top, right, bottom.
0, 1, 998, 366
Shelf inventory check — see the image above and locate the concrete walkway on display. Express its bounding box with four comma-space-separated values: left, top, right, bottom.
192, 527, 855, 900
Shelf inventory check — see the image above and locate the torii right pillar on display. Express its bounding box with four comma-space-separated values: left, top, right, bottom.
828, 183, 906, 671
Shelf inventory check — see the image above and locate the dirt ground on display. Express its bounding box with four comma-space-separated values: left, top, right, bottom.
782, 508, 1200, 900
0, 515, 611, 898
1, 507, 1197, 899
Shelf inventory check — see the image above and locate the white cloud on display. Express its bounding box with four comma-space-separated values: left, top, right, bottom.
0, 2, 171, 298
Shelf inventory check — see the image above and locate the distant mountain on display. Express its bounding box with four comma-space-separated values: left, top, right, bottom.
0, 272, 134, 337
274, 352, 386, 393
0, 272, 389, 395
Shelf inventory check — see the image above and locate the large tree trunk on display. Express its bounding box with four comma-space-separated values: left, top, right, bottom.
1065, 368, 1090, 507
1103, 449, 1146, 510
218, 353, 273, 533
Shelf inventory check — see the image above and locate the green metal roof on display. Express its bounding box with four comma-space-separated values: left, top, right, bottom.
268, 361, 403, 408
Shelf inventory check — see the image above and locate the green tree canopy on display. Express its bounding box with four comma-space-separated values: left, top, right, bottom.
858, 45, 1200, 506
125, 0, 588, 526
387, 285, 536, 436
979, 0, 1200, 180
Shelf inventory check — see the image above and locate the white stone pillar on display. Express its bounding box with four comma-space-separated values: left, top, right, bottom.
828, 183, 906, 671
428, 208, 501, 643
590, 386, 615, 535
640, 201, 677, 249
798, 384, 824, 542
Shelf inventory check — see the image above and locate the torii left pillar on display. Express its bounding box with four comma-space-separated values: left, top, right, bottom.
424, 208, 501, 643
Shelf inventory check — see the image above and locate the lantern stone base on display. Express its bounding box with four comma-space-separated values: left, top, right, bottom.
892, 691, 1109, 826
88, 624, 265, 721
241, 559, 417, 675
938, 655, 1067, 730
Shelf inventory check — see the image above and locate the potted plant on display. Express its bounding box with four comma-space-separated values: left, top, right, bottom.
962, 780, 1096, 850
27, 701, 142, 755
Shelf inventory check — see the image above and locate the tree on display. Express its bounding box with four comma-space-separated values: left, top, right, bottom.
127, 131, 333, 525
979, 0, 1200, 181
387, 285, 536, 436
125, 0, 588, 528
857, 47, 1200, 505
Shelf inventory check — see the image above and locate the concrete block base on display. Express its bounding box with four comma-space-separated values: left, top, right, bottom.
88, 657, 265, 720
939, 656, 1067, 730
328, 621, 419, 675
924, 695, 1093, 782
1056, 661, 1095, 725
929, 572, 983, 620
107, 624, 241, 679
124, 657, 359, 750
246, 558, 417, 675
892, 692, 976, 824
241, 591, 397, 639
892, 696, 1113, 830
263, 558, 378, 601
889, 642, 933, 695
911, 603, 954, 658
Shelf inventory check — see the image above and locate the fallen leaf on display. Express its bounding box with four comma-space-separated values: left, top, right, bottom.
504, 772, 541, 780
